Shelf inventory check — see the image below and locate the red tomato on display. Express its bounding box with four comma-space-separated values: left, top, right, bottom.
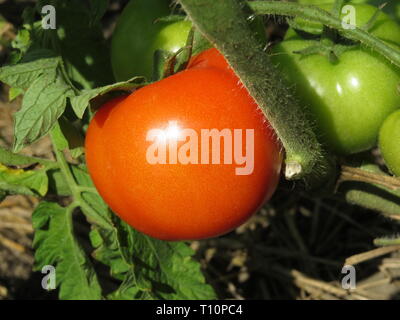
85, 49, 282, 240
188, 47, 234, 73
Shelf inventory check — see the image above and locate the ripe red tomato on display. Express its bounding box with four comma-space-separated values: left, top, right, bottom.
85, 49, 282, 241
188, 47, 235, 73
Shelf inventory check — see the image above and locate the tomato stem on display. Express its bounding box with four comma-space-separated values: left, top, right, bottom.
339, 165, 400, 191
340, 165, 400, 217
50, 128, 111, 229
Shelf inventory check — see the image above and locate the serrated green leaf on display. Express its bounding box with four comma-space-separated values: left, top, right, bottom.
13, 70, 75, 152
0, 180, 34, 196
70, 78, 145, 118
91, 226, 131, 280
0, 56, 59, 89
32, 201, 102, 300
48, 161, 214, 300
0, 146, 53, 167
50, 122, 69, 152
0, 163, 48, 196
104, 219, 216, 300
9, 87, 24, 101
72, 166, 215, 299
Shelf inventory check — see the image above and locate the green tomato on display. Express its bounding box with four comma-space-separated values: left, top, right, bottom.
289, 2, 400, 45
111, 0, 191, 81
111, 0, 268, 82
297, 0, 400, 22
271, 4, 400, 155
379, 110, 400, 176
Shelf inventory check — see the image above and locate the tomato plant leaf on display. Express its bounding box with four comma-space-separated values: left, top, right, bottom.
70, 166, 215, 299
0, 146, 54, 167
46, 169, 72, 196
0, 163, 48, 196
105, 220, 216, 300
32, 201, 102, 300
0, 56, 59, 90
0, 180, 34, 197
13, 69, 75, 152
51, 119, 84, 159
8, 87, 24, 101
90, 226, 131, 280
70, 77, 145, 119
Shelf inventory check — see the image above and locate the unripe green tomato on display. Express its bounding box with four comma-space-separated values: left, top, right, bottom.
379, 110, 400, 176
288, 2, 400, 44
272, 3, 400, 155
111, 0, 191, 81
111, 0, 268, 82
296, 0, 400, 22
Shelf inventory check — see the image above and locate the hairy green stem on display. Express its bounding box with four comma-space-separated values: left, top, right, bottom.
179, 0, 334, 184
339, 165, 400, 217
50, 129, 110, 229
50, 131, 81, 199
76, 186, 98, 194
249, 1, 400, 67
343, 183, 400, 216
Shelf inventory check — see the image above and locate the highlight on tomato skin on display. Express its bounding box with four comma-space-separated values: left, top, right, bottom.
85, 48, 283, 241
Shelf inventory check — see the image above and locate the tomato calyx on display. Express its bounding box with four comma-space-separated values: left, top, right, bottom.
292, 40, 357, 63
151, 28, 196, 82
